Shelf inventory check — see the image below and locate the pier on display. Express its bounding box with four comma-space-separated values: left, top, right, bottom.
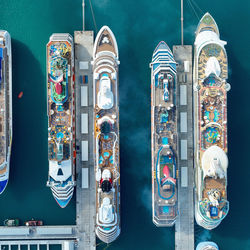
74, 30, 96, 250
173, 45, 194, 250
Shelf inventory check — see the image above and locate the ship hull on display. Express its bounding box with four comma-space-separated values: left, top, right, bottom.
150, 41, 178, 227
0, 30, 12, 194
46, 34, 76, 208
93, 26, 120, 243
193, 13, 229, 229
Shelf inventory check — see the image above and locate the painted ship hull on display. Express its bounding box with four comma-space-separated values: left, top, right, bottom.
0, 31, 12, 195
46, 34, 76, 208
193, 13, 230, 229
93, 26, 120, 243
150, 41, 178, 227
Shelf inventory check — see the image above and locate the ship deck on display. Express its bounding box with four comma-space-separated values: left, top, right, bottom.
47, 40, 73, 164
0, 41, 10, 168
152, 66, 178, 224
202, 177, 226, 199
196, 35, 228, 203
93, 26, 120, 242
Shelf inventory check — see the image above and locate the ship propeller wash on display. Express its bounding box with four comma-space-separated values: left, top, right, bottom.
193, 13, 230, 229
46, 34, 76, 208
150, 41, 178, 226
93, 26, 121, 243
0, 31, 12, 195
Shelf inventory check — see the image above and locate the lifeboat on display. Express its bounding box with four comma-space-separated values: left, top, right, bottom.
25, 219, 43, 226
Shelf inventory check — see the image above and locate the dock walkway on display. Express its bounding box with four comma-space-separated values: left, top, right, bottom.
173, 45, 194, 250
74, 30, 96, 250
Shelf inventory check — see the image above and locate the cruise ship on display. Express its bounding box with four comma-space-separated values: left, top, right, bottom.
46, 34, 76, 208
150, 41, 178, 227
196, 242, 219, 250
93, 26, 120, 243
0, 31, 12, 194
193, 13, 230, 229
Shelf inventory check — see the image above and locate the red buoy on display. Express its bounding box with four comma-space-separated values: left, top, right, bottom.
18, 91, 23, 99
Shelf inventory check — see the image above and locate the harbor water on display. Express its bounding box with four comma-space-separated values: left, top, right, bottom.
0, 0, 250, 249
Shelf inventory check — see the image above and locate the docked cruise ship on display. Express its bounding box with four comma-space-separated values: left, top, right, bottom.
46, 34, 76, 208
93, 26, 120, 243
193, 13, 230, 229
150, 41, 178, 226
196, 242, 219, 250
0, 31, 12, 194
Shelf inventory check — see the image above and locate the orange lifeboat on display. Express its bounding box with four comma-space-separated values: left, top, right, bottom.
18, 91, 23, 99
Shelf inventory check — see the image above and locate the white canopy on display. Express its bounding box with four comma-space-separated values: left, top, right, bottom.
97, 76, 114, 109
98, 197, 114, 224
49, 160, 72, 182
201, 145, 228, 179
205, 57, 221, 78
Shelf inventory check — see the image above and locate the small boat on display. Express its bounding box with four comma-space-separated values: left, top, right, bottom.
25, 219, 43, 226
18, 91, 23, 98
4, 219, 19, 226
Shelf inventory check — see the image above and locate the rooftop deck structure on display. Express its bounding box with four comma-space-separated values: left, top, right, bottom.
0, 239, 76, 250
0, 225, 76, 240
173, 45, 194, 250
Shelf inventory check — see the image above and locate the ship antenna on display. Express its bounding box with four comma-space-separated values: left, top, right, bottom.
88, 0, 98, 34
82, 0, 85, 30
181, 0, 184, 45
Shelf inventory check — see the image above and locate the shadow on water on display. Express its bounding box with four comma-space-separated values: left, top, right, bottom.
0, 39, 75, 226
211, 52, 250, 246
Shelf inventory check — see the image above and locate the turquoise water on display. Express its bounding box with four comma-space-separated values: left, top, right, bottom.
0, 0, 81, 226
0, 0, 250, 249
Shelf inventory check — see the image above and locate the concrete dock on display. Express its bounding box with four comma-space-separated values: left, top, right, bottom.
173, 45, 194, 250
74, 30, 96, 250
